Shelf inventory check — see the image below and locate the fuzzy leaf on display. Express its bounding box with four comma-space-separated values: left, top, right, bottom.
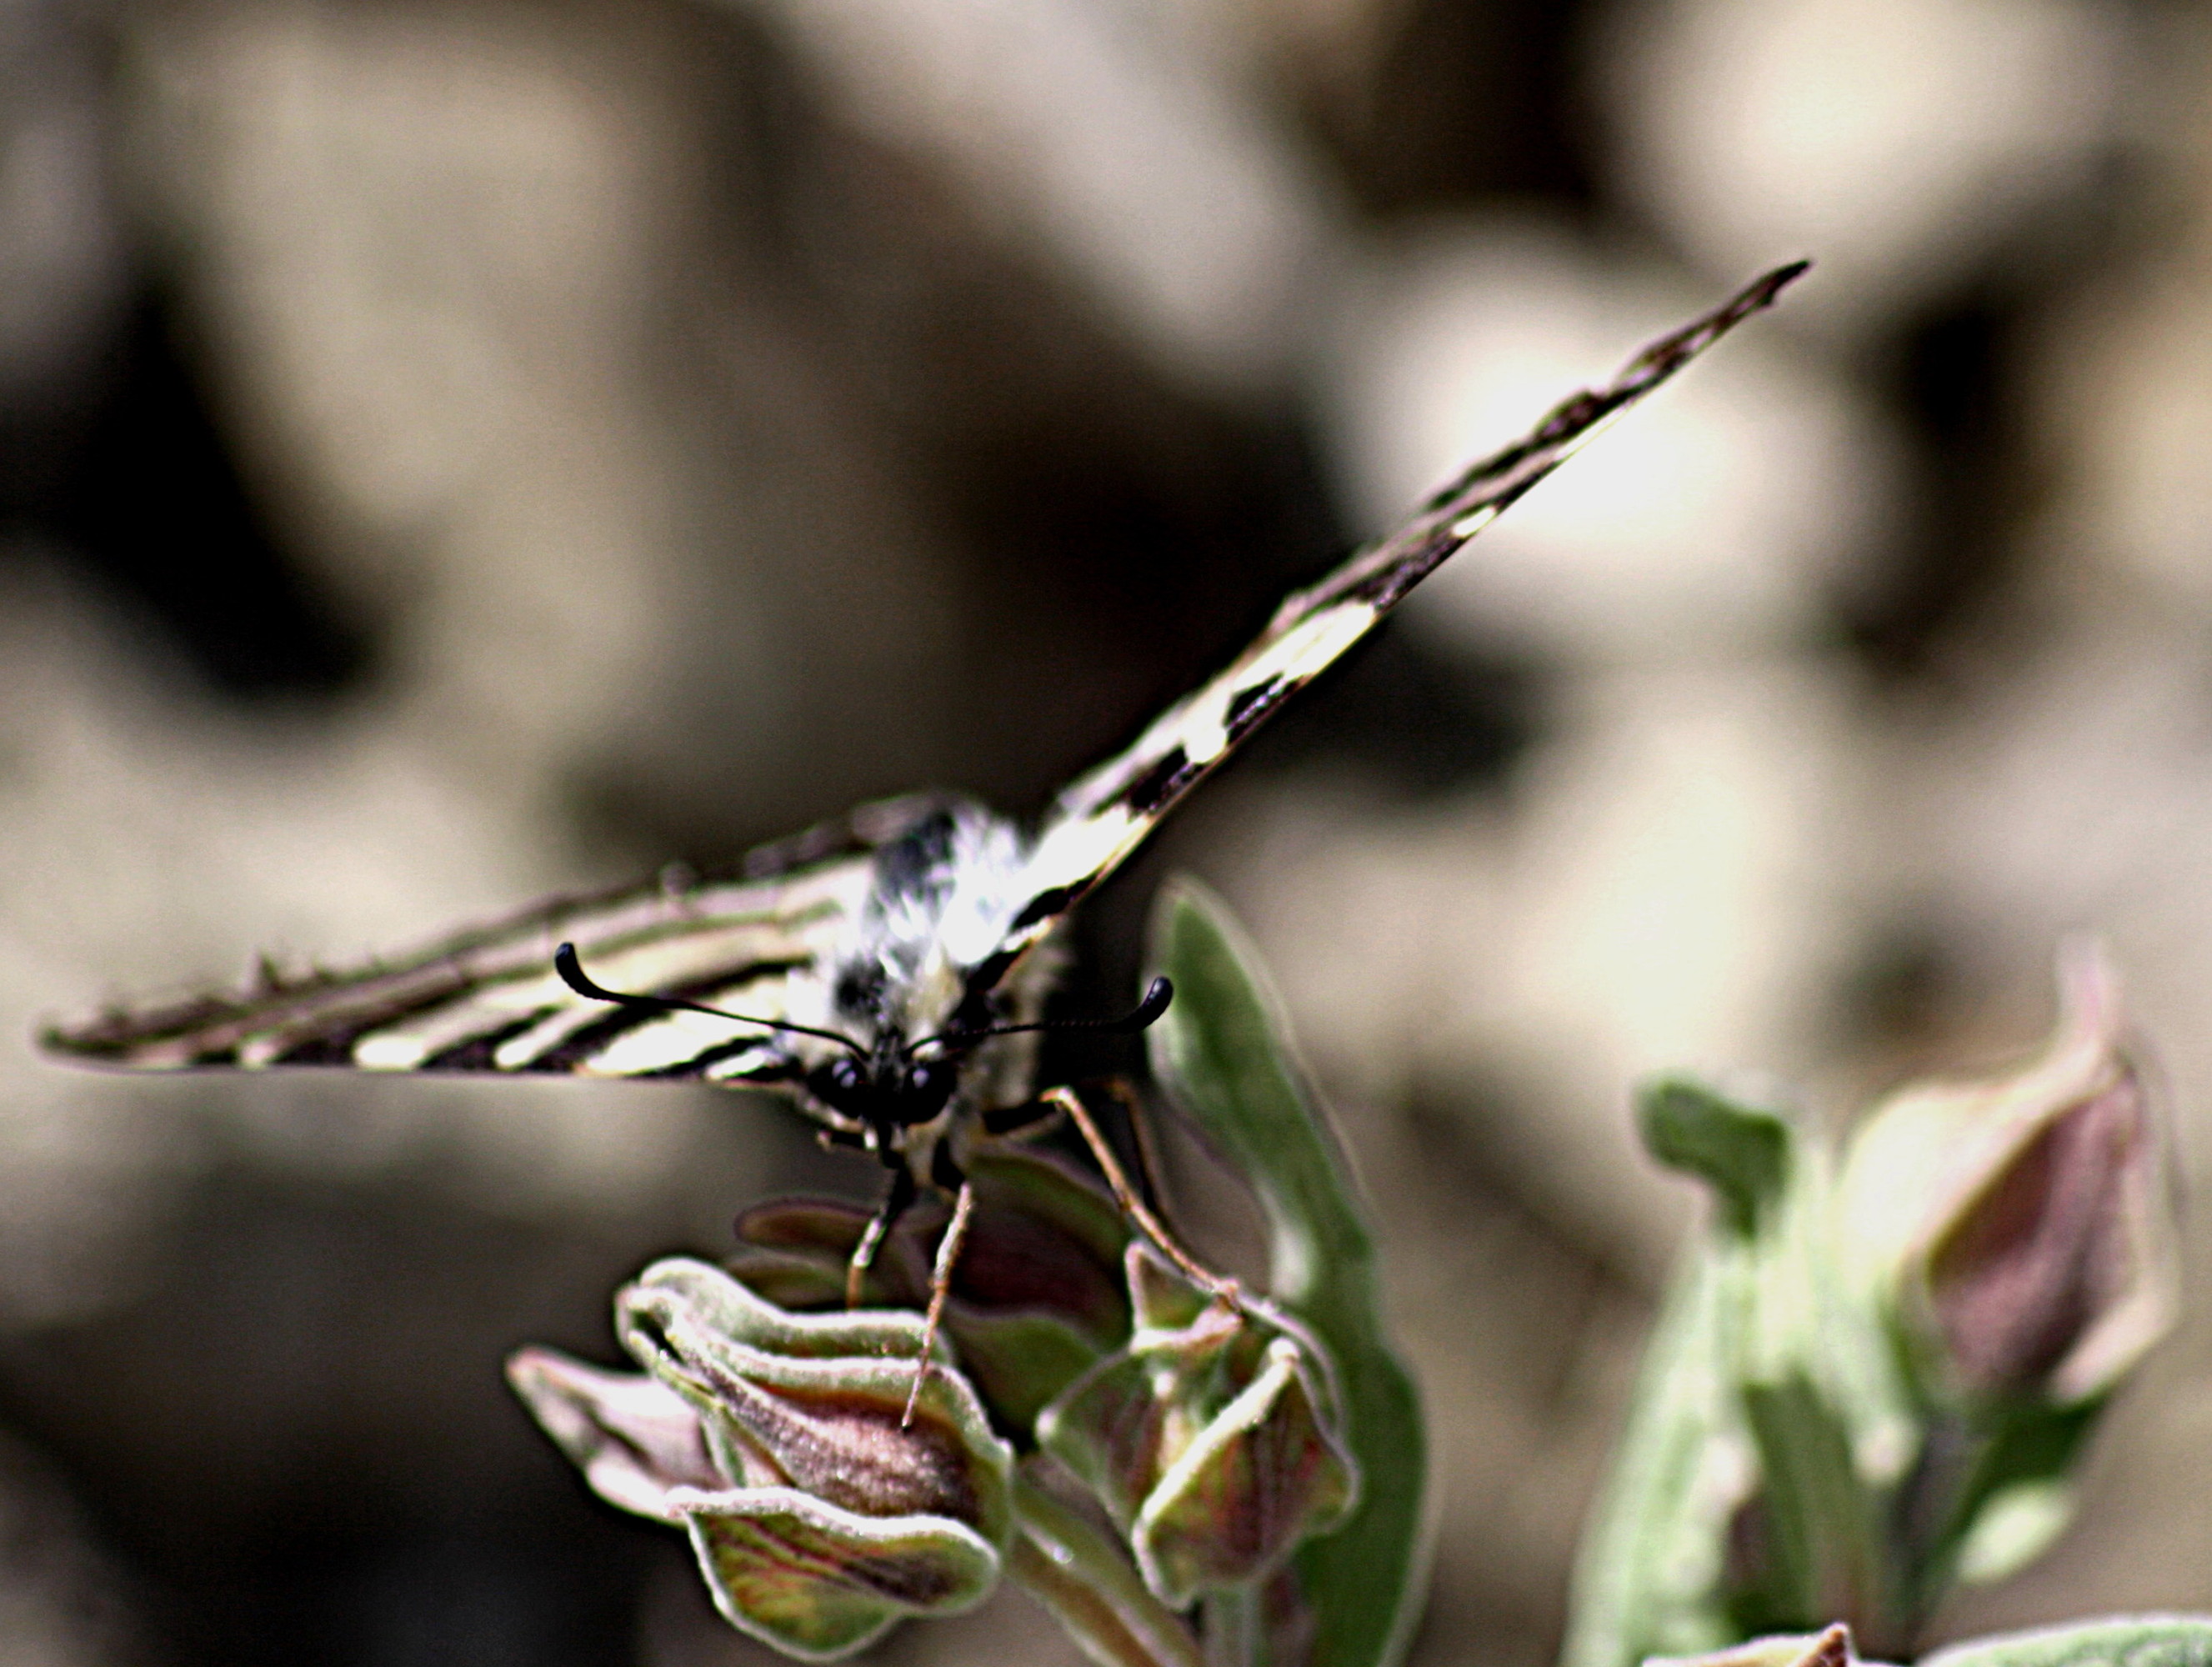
1646, 1622, 1864, 1667
1919, 1617, 2212, 1667
1565, 1081, 1903, 1667
1561, 1233, 1757, 1667
1146, 879, 1424, 1667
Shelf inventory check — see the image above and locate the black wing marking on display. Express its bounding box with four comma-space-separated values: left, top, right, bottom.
976, 263, 1809, 984
38, 799, 977, 1084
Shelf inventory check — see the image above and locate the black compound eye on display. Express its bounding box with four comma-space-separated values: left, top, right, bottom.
808, 1055, 868, 1114
893, 1059, 958, 1125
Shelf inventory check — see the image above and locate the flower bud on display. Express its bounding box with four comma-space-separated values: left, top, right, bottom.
1835, 949, 2176, 1407
1649, 1623, 1871, 1667
1037, 1245, 1358, 1609
509, 1258, 1013, 1660
725, 1147, 1134, 1431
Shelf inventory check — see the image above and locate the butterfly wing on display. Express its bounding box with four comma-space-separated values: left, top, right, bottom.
44, 267, 1804, 1083
41, 795, 963, 1087
971, 263, 1809, 989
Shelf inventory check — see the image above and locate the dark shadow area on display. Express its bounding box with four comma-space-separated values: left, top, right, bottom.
1300, 0, 1605, 216
0, 1146, 735, 1666
9, 291, 373, 702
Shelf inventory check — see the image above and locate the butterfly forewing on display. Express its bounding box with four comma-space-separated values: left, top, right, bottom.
968, 261, 1810, 987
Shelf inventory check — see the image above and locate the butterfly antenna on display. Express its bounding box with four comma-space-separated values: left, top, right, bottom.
913, 977, 1173, 1054
553, 943, 869, 1058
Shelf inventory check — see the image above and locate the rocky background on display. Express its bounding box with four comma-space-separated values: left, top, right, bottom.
2, 0, 2209, 1662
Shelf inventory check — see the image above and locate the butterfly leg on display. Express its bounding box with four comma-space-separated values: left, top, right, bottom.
902, 1175, 974, 1428
981, 1095, 1063, 1139
1092, 1074, 1170, 1212
846, 1163, 917, 1309
1043, 1085, 1349, 1416
1040, 1084, 1236, 1304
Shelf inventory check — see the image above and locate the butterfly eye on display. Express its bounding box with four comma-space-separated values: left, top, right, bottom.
893, 1059, 958, 1126
806, 1055, 868, 1115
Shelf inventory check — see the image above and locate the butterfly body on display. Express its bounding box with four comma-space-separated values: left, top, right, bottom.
43, 264, 1808, 1200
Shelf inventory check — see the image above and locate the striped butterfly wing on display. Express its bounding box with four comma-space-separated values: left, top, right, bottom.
45, 267, 1805, 1084
969, 262, 1809, 990
42, 796, 958, 1087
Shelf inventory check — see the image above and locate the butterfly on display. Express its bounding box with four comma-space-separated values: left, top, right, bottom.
43, 263, 1805, 1303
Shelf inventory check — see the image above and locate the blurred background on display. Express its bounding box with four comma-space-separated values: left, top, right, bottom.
1, 0, 2209, 1661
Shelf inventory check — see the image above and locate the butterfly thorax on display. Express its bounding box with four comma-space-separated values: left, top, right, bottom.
796, 799, 1047, 1157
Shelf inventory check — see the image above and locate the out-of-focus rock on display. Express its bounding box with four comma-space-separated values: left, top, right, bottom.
1221, 655, 1873, 1280
0, 0, 128, 413
1589, 0, 2126, 341
2030, 23, 2212, 625
119, 0, 765, 818
713, 0, 1339, 394
0, 558, 764, 1326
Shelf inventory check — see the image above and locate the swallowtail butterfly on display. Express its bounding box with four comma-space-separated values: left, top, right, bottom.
44, 264, 1804, 1224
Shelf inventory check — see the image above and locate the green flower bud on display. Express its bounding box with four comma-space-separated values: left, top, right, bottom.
509, 1258, 1014, 1660
1836, 950, 2176, 1409
1037, 1246, 1359, 1609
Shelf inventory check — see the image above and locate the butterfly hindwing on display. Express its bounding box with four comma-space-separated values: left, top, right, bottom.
968, 261, 1809, 989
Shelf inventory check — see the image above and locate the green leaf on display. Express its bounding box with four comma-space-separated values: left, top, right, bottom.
1561, 1239, 1753, 1667
1145, 878, 1428, 1667
1639, 1078, 1792, 1239
1644, 1622, 1856, 1667
1565, 1083, 1902, 1667
1919, 1617, 2212, 1667
1915, 1399, 2097, 1601
1949, 1480, 2074, 1585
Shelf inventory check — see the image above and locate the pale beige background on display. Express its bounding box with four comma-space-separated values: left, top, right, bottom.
1, 0, 2208, 1663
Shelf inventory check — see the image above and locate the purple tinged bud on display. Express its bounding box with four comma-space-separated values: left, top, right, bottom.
723, 1149, 1135, 1430
1836, 948, 2176, 1405
1038, 1246, 1359, 1608
509, 1258, 1014, 1660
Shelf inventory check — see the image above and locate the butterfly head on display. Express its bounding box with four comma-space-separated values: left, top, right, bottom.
552, 940, 1172, 1157
801, 972, 1171, 1143
803, 1039, 963, 1136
